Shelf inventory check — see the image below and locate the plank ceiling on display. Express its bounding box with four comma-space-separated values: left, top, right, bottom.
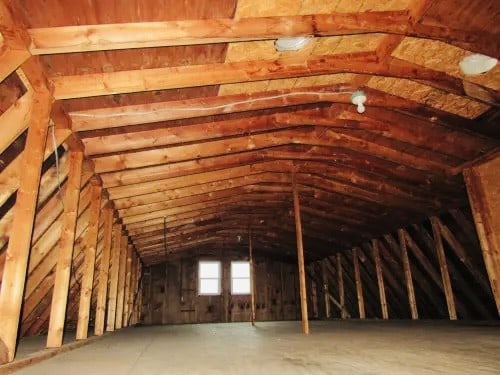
2, 0, 500, 265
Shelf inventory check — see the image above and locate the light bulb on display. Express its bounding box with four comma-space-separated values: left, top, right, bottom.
351, 90, 367, 114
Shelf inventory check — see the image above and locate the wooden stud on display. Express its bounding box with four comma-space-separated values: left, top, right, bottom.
336, 254, 347, 319
106, 225, 122, 331
47, 151, 84, 348
352, 248, 366, 319
249, 228, 256, 326
372, 239, 389, 319
122, 246, 133, 327
464, 158, 500, 316
0, 92, 51, 364
292, 174, 309, 334
321, 260, 330, 319
75, 183, 102, 340
430, 217, 457, 320
398, 229, 418, 320
94, 207, 113, 336
115, 237, 128, 329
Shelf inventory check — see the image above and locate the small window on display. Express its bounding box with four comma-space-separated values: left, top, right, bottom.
199, 261, 221, 295
231, 261, 251, 295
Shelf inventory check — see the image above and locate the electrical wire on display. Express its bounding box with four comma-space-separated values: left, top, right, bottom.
70, 90, 354, 119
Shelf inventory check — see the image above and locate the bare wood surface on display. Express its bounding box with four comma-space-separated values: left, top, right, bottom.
372, 239, 389, 319
398, 229, 418, 319
352, 248, 366, 319
76, 184, 102, 340
106, 225, 122, 331
47, 151, 84, 348
292, 175, 309, 335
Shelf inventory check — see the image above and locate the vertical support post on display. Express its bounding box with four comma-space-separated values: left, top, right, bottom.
352, 248, 366, 319
106, 225, 122, 331
115, 237, 128, 329
372, 239, 389, 319
398, 229, 418, 320
336, 253, 347, 319
0, 92, 51, 364
321, 260, 330, 319
464, 160, 500, 316
430, 217, 457, 320
46, 150, 84, 348
122, 246, 133, 327
249, 227, 256, 326
94, 207, 113, 336
76, 183, 102, 339
292, 174, 309, 334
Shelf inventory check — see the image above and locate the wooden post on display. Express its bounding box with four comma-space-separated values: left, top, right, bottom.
47, 150, 84, 348
76, 183, 102, 339
0, 92, 51, 364
398, 229, 418, 319
249, 228, 256, 326
122, 246, 133, 327
106, 225, 122, 331
94, 207, 113, 336
372, 239, 389, 319
352, 248, 366, 319
292, 175, 309, 334
115, 237, 128, 329
336, 254, 347, 319
464, 160, 500, 316
430, 217, 457, 320
321, 260, 330, 319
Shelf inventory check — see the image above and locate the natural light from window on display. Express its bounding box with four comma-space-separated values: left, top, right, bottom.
199, 261, 221, 295
231, 261, 251, 295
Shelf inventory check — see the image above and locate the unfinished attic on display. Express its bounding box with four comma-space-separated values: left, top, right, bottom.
1, 0, 500, 373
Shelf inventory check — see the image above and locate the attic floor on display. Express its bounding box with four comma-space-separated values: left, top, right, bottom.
12, 320, 500, 374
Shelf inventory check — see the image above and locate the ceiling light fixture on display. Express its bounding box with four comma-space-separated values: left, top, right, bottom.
351, 90, 367, 113
275, 36, 312, 52
459, 54, 497, 76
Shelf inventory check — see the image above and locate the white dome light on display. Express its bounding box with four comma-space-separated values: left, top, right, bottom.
459, 54, 497, 76
275, 37, 312, 52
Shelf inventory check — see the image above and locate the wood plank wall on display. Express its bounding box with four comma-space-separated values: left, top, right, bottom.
141, 257, 300, 324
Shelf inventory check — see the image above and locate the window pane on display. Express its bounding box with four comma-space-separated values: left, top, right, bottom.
231, 261, 250, 278
199, 261, 220, 278
232, 278, 251, 295
200, 279, 220, 295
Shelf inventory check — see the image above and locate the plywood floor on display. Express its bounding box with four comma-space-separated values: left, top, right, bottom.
13, 321, 500, 374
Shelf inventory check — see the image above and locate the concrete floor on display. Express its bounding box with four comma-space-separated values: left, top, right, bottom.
13, 321, 500, 374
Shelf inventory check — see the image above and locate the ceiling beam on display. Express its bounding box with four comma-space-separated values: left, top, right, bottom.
27, 11, 497, 57
52, 53, 463, 99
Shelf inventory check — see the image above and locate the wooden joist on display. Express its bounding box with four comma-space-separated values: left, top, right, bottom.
51, 54, 464, 99
75, 183, 102, 340
464, 155, 500, 316
0, 92, 51, 364
27, 11, 497, 57
47, 151, 84, 348
292, 174, 309, 334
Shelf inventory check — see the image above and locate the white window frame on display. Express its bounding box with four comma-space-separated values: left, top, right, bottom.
198, 260, 221, 296
231, 261, 251, 295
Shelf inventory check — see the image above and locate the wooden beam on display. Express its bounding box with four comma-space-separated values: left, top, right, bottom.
292, 175, 309, 335
464, 157, 500, 316
27, 12, 408, 54
94, 207, 113, 336
27, 11, 497, 57
51, 53, 462, 99
352, 247, 366, 319
122, 245, 133, 328
321, 260, 330, 319
398, 229, 418, 319
336, 254, 347, 319
0, 92, 51, 364
115, 237, 128, 329
249, 228, 256, 326
372, 239, 389, 319
0, 90, 33, 155
47, 150, 84, 348
430, 217, 457, 320
75, 183, 102, 340
106, 225, 122, 331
